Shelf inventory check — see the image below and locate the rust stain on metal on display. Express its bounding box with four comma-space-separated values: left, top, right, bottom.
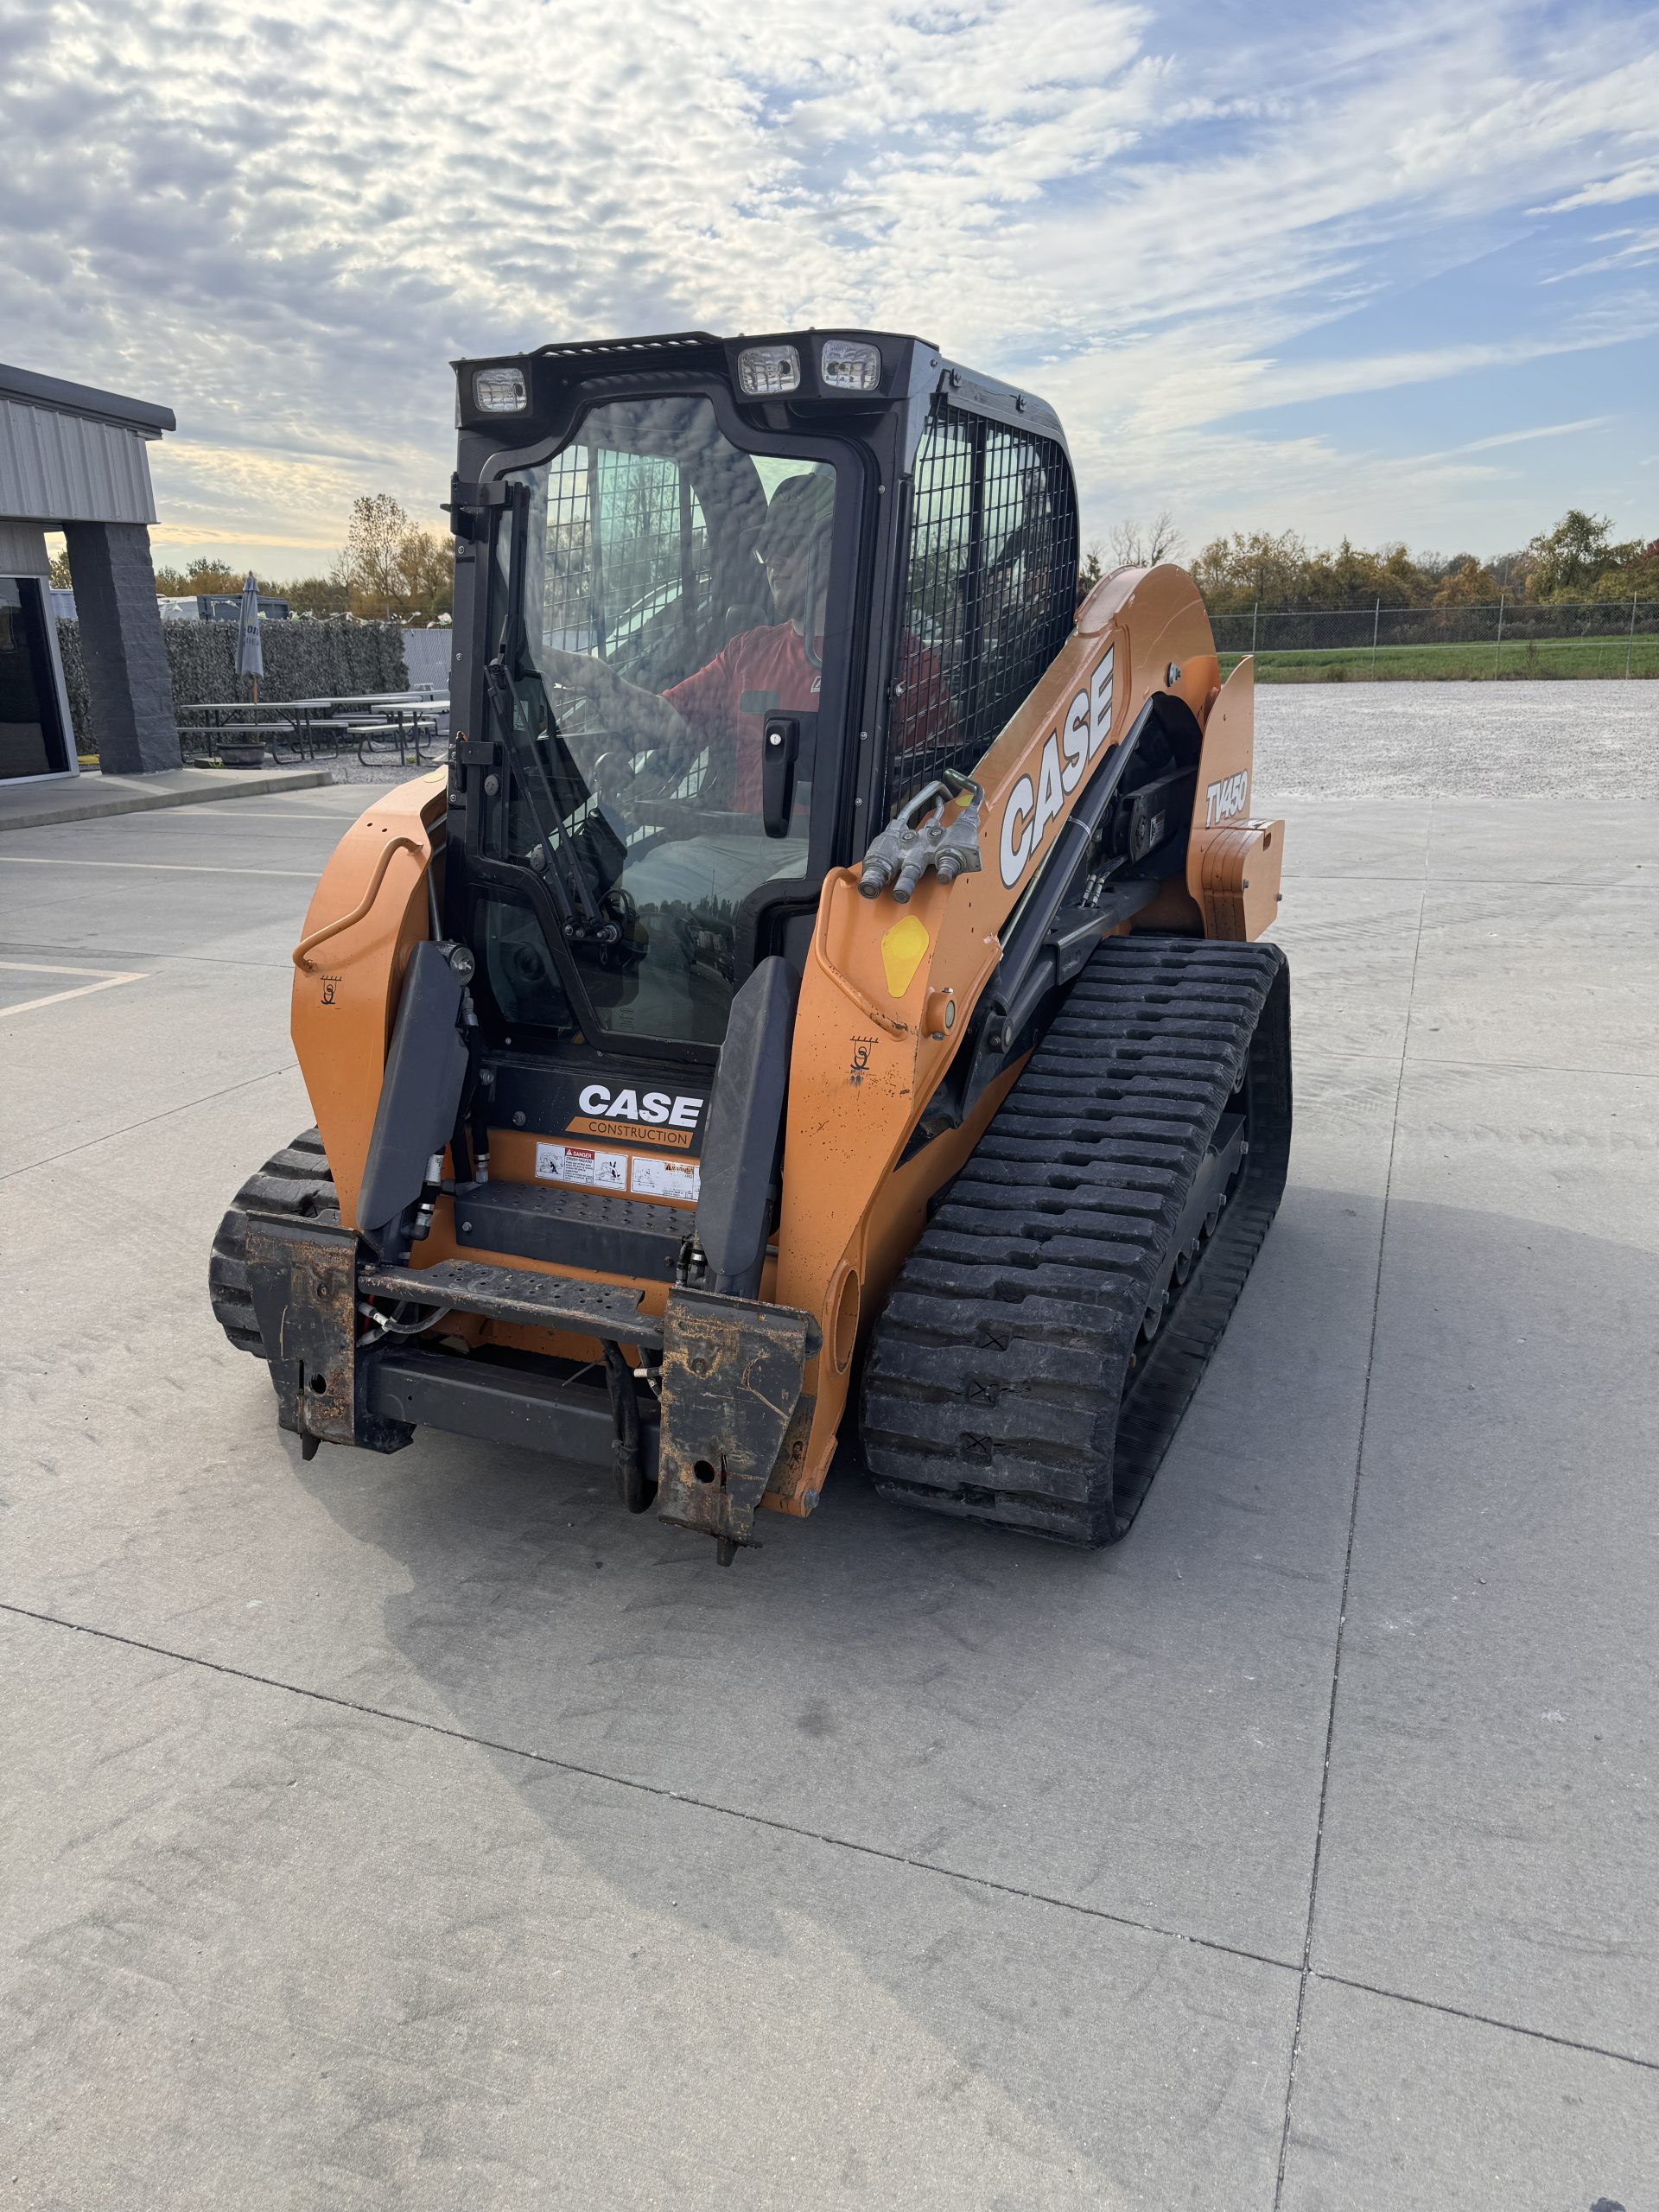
244, 1217, 359, 1447
656, 1288, 815, 1548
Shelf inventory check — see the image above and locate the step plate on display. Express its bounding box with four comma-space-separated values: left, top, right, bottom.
452, 1179, 684, 1281
361, 1257, 664, 1347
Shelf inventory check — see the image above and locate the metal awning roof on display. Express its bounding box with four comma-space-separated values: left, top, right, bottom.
0, 361, 175, 438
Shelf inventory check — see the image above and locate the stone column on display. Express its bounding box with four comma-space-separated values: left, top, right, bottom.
63, 521, 181, 774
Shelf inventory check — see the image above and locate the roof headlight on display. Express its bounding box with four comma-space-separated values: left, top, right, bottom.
736, 344, 801, 397
473, 365, 528, 414
821, 340, 881, 392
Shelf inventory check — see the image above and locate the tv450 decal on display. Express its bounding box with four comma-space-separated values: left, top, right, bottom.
1205, 770, 1249, 828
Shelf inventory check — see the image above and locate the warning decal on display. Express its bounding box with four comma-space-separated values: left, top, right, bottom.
629, 1155, 701, 1205
534, 1141, 628, 1191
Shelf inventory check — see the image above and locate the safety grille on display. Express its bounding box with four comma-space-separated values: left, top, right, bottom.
534, 435, 719, 703
883, 403, 1077, 813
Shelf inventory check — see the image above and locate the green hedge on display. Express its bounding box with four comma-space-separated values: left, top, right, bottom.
56, 617, 409, 752
54, 621, 90, 753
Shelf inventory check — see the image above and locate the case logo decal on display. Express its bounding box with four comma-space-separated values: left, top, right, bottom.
575, 1084, 702, 1130
998, 646, 1114, 889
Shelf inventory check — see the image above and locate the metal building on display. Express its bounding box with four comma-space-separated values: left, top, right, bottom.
0, 361, 181, 783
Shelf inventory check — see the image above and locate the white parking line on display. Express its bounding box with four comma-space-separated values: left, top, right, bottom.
0, 855, 317, 879
135, 808, 355, 823
0, 959, 148, 1018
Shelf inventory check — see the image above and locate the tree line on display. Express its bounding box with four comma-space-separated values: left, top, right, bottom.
143, 494, 454, 623
1083, 508, 1659, 612
54, 486, 1658, 629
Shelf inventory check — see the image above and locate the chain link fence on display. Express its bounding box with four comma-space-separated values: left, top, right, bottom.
1208, 597, 1659, 677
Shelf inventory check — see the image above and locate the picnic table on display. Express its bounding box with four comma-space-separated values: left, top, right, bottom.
175, 702, 296, 766
283, 690, 444, 711
176, 700, 296, 734
177, 691, 448, 766
179, 720, 293, 739
341, 697, 448, 767
290, 708, 442, 769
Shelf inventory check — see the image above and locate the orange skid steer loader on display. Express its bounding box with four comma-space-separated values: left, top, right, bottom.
212, 329, 1290, 1562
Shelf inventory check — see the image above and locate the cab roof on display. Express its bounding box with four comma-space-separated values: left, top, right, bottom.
453, 328, 1065, 447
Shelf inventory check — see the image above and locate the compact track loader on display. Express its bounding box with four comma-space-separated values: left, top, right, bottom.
213, 328, 1291, 1561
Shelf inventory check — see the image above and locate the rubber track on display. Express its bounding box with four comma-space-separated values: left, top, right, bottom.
209, 1128, 340, 1356
861, 937, 1292, 1548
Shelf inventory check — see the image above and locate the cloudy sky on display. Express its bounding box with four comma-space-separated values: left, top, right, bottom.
5, 0, 1658, 575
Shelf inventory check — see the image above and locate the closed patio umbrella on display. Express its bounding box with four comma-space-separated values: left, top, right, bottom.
235, 572, 264, 701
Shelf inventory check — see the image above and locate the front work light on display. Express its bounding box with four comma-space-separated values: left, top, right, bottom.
474, 365, 528, 413
821, 339, 880, 391
737, 345, 801, 397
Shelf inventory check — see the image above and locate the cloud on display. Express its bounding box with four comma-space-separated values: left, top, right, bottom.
1454, 416, 1612, 452
1541, 224, 1659, 281
1535, 160, 1659, 212
3, 0, 1657, 565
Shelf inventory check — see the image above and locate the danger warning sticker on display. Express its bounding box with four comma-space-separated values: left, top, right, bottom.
534, 1141, 627, 1192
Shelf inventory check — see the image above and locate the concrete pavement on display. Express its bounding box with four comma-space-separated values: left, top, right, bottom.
0, 764, 332, 834
2, 766, 1655, 2209
1252, 677, 1659, 800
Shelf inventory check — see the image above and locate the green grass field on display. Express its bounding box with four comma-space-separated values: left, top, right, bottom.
1216, 634, 1659, 683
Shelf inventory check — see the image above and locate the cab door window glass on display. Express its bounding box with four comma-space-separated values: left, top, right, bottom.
484, 398, 842, 1048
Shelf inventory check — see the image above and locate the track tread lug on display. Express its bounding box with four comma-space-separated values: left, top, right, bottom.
861, 937, 1291, 1548
208, 1128, 340, 1358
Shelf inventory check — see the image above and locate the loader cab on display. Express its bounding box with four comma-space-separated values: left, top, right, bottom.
444, 330, 1077, 1081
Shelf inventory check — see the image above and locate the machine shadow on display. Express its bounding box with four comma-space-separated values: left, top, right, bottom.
271, 1177, 1491, 2161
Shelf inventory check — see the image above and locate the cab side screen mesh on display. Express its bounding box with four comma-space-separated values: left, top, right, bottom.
534, 441, 716, 702
884, 404, 1077, 813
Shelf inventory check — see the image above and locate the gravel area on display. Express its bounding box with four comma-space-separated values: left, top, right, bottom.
323, 751, 441, 785
1254, 679, 1658, 802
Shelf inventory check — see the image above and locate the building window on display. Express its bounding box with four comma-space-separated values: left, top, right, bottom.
0, 577, 72, 781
